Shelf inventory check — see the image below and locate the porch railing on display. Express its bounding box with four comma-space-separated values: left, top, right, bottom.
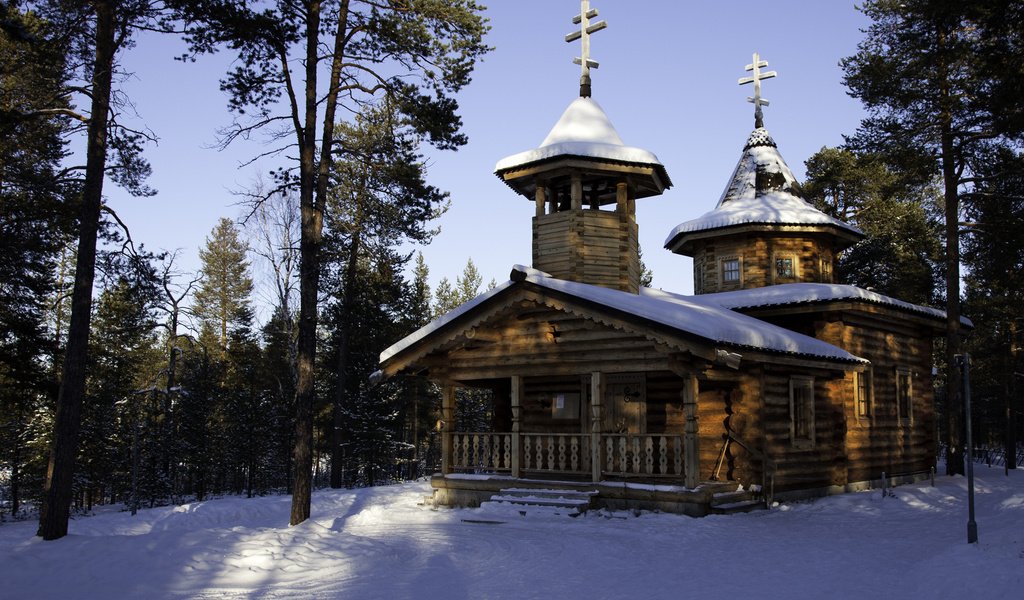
450, 431, 683, 480
451, 432, 513, 473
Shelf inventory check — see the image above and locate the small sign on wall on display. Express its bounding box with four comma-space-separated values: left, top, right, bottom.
552, 392, 580, 419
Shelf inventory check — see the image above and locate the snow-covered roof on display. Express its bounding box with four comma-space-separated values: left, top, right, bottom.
665, 128, 861, 248
379, 266, 867, 367
494, 97, 667, 175
699, 283, 973, 327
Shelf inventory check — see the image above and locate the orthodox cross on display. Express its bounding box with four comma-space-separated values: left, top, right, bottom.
738, 52, 777, 128
565, 0, 607, 97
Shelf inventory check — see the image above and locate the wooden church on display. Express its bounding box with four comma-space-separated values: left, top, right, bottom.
375, 5, 956, 515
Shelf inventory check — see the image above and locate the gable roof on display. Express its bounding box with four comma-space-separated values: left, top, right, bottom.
379, 266, 866, 373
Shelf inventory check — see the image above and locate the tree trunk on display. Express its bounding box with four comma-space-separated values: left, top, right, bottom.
938, 27, 964, 477
37, 1, 116, 540
290, 0, 325, 527
290, 0, 351, 525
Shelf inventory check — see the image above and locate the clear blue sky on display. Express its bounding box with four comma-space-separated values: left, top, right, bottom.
105, 1, 870, 316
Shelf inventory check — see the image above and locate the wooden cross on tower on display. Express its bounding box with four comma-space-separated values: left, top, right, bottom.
738, 52, 777, 128
565, 0, 607, 97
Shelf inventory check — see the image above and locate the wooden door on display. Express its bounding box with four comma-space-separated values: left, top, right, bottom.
603, 374, 646, 433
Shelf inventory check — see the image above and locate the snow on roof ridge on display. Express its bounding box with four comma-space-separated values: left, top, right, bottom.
699, 282, 973, 326
379, 266, 866, 368
493, 97, 665, 174
518, 267, 863, 363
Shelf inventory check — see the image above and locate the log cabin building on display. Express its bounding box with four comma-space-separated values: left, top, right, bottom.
375, 24, 961, 515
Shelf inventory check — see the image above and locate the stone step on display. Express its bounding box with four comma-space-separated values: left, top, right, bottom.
477, 500, 582, 519
498, 487, 598, 503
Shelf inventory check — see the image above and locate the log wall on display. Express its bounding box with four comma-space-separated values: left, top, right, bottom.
692, 233, 836, 294
533, 209, 640, 293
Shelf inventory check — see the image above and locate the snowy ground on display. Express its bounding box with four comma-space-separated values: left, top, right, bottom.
1, 468, 1021, 599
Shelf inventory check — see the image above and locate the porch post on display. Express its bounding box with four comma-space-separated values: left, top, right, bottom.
682, 375, 700, 488
441, 383, 456, 475
590, 371, 604, 483
511, 375, 522, 478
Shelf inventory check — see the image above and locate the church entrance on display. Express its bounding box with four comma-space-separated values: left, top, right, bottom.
603, 374, 646, 434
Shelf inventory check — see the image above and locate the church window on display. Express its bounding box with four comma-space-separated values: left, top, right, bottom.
721, 257, 741, 284
896, 369, 913, 424
821, 258, 833, 282
855, 369, 873, 421
774, 255, 797, 281
790, 376, 815, 447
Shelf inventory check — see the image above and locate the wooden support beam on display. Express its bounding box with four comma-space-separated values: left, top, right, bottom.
616, 181, 628, 214
442, 383, 456, 475
682, 374, 700, 488
590, 371, 604, 483
571, 174, 583, 210
535, 185, 547, 217
511, 375, 522, 478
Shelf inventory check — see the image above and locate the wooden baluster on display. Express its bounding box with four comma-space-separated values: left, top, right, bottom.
463, 433, 471, 469
472, 434, 479, 470
581, 436, 590, 471
547, 435, 555, 471
645, 437, 654, 474
536, 436, 544, 470
504, 434, 511, 471
452, 435, 461, 469
571, 436, 579, 471
558, 436, 566, 471
659, 436, 668, 475
632, 436, 641, 474
524, 434, 532, 470
606, 437, 614, 473
618, 437, 627, 473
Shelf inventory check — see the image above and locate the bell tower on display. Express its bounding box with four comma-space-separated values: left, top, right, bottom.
493, 2, 671, 293
664, 54, 862, 294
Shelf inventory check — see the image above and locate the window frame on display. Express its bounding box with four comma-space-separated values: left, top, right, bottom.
772, 253, 799, 283
896, 368, 913, 425
719, 256, 743, 287
820, 257, 833, 283
789, 376, 816, 448
854, 369, 873, 424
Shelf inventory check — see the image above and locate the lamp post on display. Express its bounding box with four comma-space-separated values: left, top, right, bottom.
956, 353, 978, 544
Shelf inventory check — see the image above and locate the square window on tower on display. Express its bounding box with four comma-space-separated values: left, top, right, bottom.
775, 256, 795, 279
721, 258, 741, 283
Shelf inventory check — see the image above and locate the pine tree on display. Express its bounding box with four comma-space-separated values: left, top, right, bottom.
194, 218, 254, 356
175, 0, 489, 525
0, 6, 74, 519
33, 0, 165, 539
962, 146, 1024, 467
840, 0, 1024, 474
804, 146, 942, 305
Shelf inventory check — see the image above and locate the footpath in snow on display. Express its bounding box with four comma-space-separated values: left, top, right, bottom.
1, 467, 1021, 599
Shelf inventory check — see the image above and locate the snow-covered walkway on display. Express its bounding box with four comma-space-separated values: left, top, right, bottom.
2, 468, 1021, 599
